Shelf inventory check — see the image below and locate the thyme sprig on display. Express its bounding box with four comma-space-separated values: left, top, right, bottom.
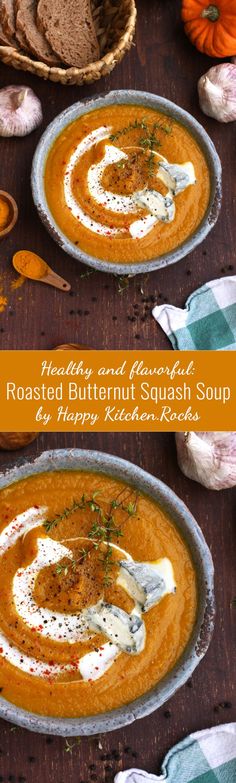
43, 498, 87, 534
117, 275, 130, 294
109, 118, 148, 142
101, 544, 114, 588
55, 559, 78, 576
109, 116, 172, 179
80, 269, 94, 279
45, 491, 138, 585
140, 122, 162, 176
64, 738, 81, 754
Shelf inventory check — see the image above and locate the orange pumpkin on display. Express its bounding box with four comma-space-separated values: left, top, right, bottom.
181, 1, 236, 58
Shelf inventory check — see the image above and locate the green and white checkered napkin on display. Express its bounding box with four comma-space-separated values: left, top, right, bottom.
114, 724, 236, 783
152, 277, 236, 350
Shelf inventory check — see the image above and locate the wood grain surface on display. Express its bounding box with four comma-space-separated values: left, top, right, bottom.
0, 432, 236, 781
0, 0, 235, 351
0, 0, 236, 781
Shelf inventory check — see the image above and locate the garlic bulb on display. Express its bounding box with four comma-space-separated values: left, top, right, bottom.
198, 64, 236, 123
175, 432, 236, 490
0, 86, 42, 137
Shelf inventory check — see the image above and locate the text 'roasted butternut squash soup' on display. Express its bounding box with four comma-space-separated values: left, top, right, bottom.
44, 104, 211, 265
0, 471, 197, 718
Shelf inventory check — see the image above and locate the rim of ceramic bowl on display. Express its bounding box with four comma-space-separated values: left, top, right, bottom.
0, 448, 215, 735
31, 89, 222, 276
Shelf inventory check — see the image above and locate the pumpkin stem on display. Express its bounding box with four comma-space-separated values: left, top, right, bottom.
202, 4, 220, 22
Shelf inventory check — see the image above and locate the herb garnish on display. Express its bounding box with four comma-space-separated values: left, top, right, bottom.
44, 499, 85, 533
79, 269, 94, 279
64, 737, 81, 754
109, 117, 172, 178
109, 118, 148, 141
117, 275, 130, 294
44, 491, 138, 586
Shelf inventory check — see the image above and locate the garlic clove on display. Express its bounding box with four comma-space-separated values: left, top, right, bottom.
198, 63, 236, 123
12, 88, 28, 110
175, 432, 236, 490
0, 85, 43, 137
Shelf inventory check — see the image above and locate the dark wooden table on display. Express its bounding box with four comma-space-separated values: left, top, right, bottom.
0, 0, 235, 351
0, 0, 236, 781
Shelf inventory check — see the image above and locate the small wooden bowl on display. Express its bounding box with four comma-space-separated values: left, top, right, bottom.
0, 190, 18, 239
54, 343, 92, 350
0, 432, 38, 451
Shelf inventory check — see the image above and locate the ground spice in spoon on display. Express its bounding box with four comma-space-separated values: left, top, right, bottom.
13, 250, 47, 279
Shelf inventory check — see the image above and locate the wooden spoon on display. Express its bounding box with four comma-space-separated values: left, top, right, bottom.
12, 250, 71, 292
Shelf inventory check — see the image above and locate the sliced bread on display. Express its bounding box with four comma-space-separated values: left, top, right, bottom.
16, 0, 60, 65
14, 0, 32, 51
1, 0, 16, 42
0, 19, 12, 45
0, 0, 27, 50
37, 0, 100, 68
0, 0, 9, 43
0, 0, 12, 44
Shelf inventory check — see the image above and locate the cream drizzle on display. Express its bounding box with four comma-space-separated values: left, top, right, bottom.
88, 145, 137, 214
63, 125, 196, 242
0, 507, 175, 682
64, 126, 123, 238
12, 536, 132, 644
0, 506, 47, 553
13, 537, 90, 643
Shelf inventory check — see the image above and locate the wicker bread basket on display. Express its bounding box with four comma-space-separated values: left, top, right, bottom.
0, 0, 136, 85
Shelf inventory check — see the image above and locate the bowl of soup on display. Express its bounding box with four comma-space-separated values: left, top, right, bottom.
31, 90, 222, 275
0, 448, 214, 735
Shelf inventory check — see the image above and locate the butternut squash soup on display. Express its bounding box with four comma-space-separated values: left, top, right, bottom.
0, 470, 197, 718
44, 104, 211, 265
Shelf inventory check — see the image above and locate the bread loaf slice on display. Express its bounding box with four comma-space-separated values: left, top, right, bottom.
0, 19, 12, 45
0, 0, 8, 42
1, 0, 15, 42
0, 0, 12, 44
16, 0, 60, 64
14, 0, 32, 51
14, 0, 31, 50
0, 0, 27, 50
37, 0, 100, 68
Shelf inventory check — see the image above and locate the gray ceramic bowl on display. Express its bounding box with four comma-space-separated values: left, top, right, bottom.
31, 90, 222, 276
0, 448, 214, 735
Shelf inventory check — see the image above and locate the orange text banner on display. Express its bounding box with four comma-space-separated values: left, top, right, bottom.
0, 351, 235, 432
